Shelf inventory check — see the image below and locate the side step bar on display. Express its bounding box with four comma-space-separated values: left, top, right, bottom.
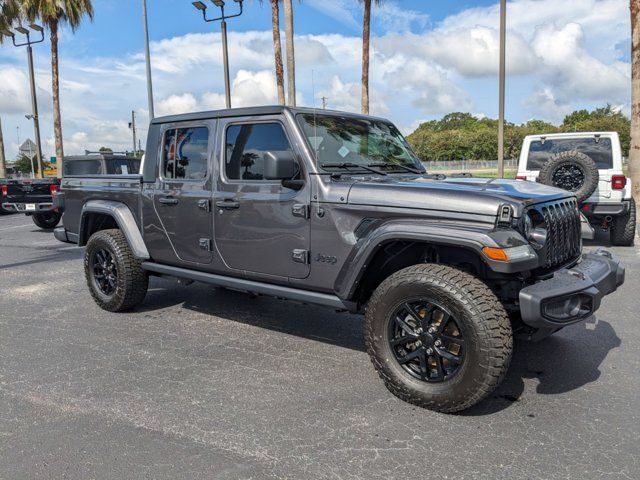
142, 262, 357, 312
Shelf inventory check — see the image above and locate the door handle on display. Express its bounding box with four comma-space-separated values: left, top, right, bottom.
158, 196, 179, 205
215, 199, 240, 210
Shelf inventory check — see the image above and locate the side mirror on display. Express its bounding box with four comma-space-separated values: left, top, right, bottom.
263, 151, 304, 190
263, 151, 296, 180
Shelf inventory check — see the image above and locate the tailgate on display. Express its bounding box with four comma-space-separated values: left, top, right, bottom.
2, 179, 58, 205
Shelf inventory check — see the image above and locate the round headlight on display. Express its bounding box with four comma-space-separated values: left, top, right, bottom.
525, 211, 547, 249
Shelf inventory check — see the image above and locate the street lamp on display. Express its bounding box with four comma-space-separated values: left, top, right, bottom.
497, 0, 507, 179
192, 0, 244, 108
3, 24, 46, 178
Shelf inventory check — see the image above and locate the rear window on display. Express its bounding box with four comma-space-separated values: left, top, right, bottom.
63, 159, 102, 175
527, 137, 613, 170
162, 126, 209, 180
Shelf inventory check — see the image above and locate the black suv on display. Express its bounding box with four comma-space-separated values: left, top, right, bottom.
53, 106, 625, 412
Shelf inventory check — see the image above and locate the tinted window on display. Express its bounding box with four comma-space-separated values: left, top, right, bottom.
225, 123, 292, 180
162, 127, 209, 180
63, 159, 102, 175
105, 158, 139, 174
527, 137, 613, 170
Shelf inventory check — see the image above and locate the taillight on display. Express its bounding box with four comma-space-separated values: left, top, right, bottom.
50, 184, 58, 196
611, 175, 626, 190
1, 185, 7, 197
516, 176, 527, 181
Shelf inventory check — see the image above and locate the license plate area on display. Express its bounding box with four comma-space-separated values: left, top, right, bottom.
26, 203, 36, 211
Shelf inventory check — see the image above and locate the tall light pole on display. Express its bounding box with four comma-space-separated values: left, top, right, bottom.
128, 111, 137, 157
192, 0, 244, 109
142, 0, 155, 120
2, 24, 46, 178
497, 0, 507, 179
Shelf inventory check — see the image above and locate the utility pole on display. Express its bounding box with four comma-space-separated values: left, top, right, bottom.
142, 0, 155, 119
497, 0, 507, 179
283, 0, 296, 106
321, 96, 328, 109
129, 111, 137, 157
0, 117, 6, 178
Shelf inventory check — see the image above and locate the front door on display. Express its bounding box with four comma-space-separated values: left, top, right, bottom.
152, 122, 214, 265
213, 116, 311, 279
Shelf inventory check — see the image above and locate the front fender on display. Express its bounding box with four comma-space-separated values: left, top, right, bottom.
334, 219, 538, 301
79, 200, 149, 260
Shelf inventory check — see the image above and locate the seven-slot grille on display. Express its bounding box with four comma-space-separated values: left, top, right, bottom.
534, 199, 581, 269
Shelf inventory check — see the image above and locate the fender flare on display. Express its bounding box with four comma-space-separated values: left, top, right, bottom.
334, 219, 536, 301
79, 200, 150, 260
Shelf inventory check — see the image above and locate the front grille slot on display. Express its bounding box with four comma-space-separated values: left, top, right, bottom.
536, 199, 581, 269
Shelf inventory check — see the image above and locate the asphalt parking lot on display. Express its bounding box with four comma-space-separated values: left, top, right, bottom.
0, 212, 639, 479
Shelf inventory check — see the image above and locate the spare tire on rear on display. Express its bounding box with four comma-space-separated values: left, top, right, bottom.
537, 150, 599, 202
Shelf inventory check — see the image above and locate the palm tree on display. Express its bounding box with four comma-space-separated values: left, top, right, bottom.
283, 0, 296, 106
630, 0, 640, 221
262, 0, 285, 105
359, 0, 383, 115
23, 0, 94, 177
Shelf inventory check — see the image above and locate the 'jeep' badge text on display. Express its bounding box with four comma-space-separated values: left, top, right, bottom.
315, 253, 338, 265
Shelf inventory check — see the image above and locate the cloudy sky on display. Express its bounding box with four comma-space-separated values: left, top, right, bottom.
0, 0, 632, 158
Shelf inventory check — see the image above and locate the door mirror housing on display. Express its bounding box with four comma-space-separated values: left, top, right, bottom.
263, 151, 297, 180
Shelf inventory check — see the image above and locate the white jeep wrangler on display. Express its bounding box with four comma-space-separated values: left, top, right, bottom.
517, 132, 636, 246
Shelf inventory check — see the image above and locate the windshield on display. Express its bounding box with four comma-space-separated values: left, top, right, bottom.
296, 113, 424, 172
527, 137, 613, 170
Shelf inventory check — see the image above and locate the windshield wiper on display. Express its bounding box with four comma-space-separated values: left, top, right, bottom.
321, 162, 387, 176
368, 162, 424, 174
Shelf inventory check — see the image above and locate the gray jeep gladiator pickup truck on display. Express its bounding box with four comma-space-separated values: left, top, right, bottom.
53, 106, 625, 412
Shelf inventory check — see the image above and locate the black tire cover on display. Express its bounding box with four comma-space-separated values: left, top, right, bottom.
537, 150, 599, 202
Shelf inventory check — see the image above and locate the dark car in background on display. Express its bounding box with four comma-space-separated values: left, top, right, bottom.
1, 153, 141, 229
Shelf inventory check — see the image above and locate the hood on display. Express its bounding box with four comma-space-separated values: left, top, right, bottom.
346, 175, 573, 217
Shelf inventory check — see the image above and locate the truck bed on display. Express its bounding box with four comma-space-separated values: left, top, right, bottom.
1, 178, 60, 213
59, 175, 143, 237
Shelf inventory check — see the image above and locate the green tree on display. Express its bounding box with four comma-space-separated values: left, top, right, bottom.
13, 154, 38, 175
23, 0, 94, 177
561, 105, 630, 155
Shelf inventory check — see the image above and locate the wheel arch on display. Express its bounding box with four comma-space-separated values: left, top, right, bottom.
334, 221, 528, 305
79, 200, 149, 260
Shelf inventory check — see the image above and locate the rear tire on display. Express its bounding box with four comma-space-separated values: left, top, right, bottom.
610, 198, 636, 246
84, 229, 148, 312
365, 264, 513, 413
32, 211, 61, 229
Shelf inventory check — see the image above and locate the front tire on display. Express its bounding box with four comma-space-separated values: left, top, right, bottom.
84, 229, 148, 312
32, 211, 61, 229
365, 264, 513, 413
610, 198, 636, 246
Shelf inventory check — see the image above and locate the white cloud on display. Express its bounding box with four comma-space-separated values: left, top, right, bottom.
156, 93, 198, 117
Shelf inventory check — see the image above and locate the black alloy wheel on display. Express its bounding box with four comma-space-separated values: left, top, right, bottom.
389, 300, 465, 383
551, 164, 585, 191
91, 248, 118, 296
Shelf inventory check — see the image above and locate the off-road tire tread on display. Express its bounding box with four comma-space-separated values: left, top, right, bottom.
538, 150, 599, 202
84, 229, 148, 312
610, 197, 636, 246
365, 264, 513, 413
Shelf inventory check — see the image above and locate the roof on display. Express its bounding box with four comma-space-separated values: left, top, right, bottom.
150, 105, 389, 125
63, 154, 139, 161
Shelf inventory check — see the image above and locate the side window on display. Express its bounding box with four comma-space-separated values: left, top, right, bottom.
63, 159, 102, 175
162, 126, 209, 180
225, 123, 293, 181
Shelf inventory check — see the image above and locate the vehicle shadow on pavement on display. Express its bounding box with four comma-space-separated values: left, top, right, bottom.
142, 280, 367, 352
463, 319, 621, 416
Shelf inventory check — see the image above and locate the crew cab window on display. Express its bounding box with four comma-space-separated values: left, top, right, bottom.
527, 137, 613, 170
63, 159, 102, 175
225, 123, 293, 181
162, 126, 209, 180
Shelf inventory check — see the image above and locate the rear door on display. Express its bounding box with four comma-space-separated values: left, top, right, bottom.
213, 116, 311, 279
151, 121, 215, 265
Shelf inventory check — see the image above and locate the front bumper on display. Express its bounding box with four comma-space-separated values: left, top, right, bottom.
519, 248, 624, 330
